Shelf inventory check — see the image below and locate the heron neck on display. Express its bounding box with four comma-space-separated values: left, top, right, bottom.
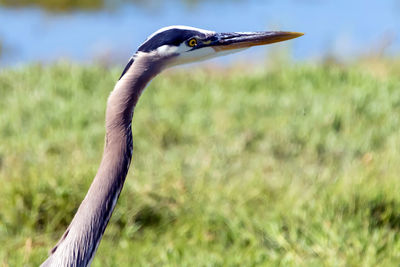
42, 55, 164, 267
106, 55, 163, 130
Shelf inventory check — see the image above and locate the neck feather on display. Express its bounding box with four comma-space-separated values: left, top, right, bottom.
41, 55, 163, 267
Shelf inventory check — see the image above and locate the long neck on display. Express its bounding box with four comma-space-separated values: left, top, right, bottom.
41, 55, 163, 267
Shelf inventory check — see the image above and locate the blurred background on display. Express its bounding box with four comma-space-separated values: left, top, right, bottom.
0, 0, 399, 66
2, 1, 400, 266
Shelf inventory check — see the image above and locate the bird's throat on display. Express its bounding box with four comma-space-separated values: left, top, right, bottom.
41, 54, 162, 267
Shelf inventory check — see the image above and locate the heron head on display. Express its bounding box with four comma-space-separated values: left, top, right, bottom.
119, 26, 303, 79
136, 25, 303, 67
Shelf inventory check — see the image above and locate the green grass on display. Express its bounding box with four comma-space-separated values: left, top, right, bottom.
1, 61, 400, 266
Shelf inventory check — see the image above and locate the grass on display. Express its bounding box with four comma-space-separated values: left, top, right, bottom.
1, 60, 400, 266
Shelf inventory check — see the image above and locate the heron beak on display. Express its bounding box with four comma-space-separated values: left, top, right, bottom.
208, 31, 304, 52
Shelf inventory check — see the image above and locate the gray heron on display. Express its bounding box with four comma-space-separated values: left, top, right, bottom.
41, 25, 303, 266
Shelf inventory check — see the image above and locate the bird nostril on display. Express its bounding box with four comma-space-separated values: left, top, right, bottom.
221, 35, 236, 40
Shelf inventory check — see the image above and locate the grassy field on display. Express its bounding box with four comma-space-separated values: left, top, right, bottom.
1, 60, 400, 266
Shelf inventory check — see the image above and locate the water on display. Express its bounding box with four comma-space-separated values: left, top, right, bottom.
0, 0, 399, 66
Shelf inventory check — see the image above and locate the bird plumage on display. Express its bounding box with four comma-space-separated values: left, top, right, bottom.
41, 25, 302, 266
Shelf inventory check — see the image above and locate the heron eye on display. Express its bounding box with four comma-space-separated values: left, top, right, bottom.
188, 38, 198, 47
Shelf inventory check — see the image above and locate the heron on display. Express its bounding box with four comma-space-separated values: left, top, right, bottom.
40, 25, 303, 267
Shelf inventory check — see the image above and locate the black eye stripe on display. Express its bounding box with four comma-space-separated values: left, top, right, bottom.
138, 29, 207, 52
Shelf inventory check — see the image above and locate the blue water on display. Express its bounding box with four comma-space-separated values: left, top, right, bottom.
0, 0, 399, 66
